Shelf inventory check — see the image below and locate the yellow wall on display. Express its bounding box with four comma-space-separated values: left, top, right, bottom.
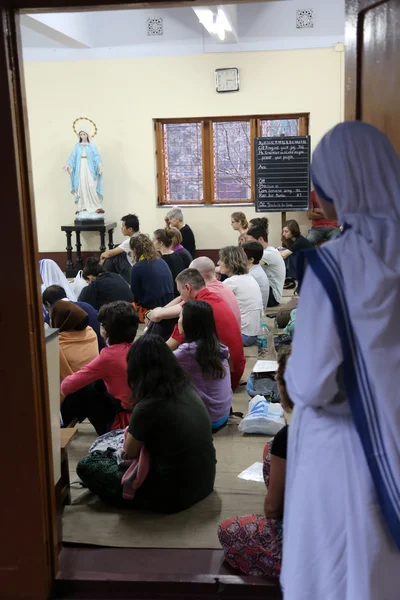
23, 46, 344, 252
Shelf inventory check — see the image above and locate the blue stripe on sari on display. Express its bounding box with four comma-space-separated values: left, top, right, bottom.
308, 249, 400, 549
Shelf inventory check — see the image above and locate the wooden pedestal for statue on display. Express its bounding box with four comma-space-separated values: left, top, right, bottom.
61, 221, 117, 277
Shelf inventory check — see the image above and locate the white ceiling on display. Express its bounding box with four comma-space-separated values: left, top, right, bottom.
20, 0, 345, 61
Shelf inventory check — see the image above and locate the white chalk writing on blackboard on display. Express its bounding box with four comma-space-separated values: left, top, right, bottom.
254, 136, 310, 213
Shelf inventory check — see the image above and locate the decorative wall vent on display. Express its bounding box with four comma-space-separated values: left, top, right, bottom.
147, 17, 163, 36
296, 9, 314, 29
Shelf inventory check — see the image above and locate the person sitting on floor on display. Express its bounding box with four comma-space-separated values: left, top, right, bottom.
218, 246, 263, 347
246, 219, 285, 307
218, 345, 293, 578
152, 228, 187, 296
279, 219, 313, 285
40, 258, 77, 323
100, 213, 140, 283
174, 300, 232, 432
61, 301, 139, 434
76, 334, 216, 511
166, 269, 245, 391
190, 256, 241, 326
130, 233, 174, 322
78, 257, 134, 311
50, 300, 98, 381
146, 256, 241, 327
42, 284, 105, 350
144, 255, 241, 340
169, 227, 193, 268
231, 211, 249, 244
165, 206, 196, 259
242, 241, 270, 311
306, 190, 340, 246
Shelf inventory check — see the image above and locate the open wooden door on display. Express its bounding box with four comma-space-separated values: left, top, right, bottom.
345, 0, 400, 152
0, 8, 57, 599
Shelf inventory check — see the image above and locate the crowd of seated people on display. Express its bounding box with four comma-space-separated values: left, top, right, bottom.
38, 122, 400, 600
41, 205, 321, 525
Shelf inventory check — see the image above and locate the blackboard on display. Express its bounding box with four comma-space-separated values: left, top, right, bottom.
254, 136, 310, 212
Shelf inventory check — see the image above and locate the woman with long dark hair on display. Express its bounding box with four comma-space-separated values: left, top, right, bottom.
279, 220, 312, 284
77, 334, 216, 511
174, 300, 232, 431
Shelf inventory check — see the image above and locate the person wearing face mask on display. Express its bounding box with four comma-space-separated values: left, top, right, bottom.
61, 301, 139, 434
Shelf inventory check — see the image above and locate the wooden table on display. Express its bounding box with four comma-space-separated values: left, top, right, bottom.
60, 427, 78, 506
61, 221, 117, 277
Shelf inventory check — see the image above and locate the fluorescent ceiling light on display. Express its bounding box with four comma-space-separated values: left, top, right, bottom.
193, 7, 232, 41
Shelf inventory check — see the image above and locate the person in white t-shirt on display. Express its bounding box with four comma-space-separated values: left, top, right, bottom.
241, 241, 270, 311
99, 214, 139, 283
246, 219, 285, 307
218, 246, 263, 347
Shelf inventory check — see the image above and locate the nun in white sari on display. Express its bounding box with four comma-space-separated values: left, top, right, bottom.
281, 122, 400, 600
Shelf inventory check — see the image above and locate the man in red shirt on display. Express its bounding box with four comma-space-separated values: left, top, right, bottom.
307, 190, 340, 245
167, 269, 246, 391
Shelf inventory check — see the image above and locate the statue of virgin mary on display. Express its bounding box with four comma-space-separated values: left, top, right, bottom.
64, 125, 104, 221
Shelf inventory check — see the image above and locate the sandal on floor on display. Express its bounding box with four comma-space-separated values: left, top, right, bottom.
284, 278, 297, 290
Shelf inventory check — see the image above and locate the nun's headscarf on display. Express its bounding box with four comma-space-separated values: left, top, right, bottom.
51, 301, 88, 332
306, 121, 400, 548
311, 120, 400, 272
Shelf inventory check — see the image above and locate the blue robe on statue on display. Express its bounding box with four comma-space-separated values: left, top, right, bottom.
67, 142, 104, 200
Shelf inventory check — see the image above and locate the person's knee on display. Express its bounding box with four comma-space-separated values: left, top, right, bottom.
307, 229, 321, 245
327, 228, 340, 240
76, 456, 91, 482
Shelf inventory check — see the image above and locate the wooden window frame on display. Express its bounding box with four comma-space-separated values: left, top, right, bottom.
155, 113, 309, 206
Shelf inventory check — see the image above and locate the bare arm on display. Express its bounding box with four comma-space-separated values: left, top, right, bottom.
148, 304, 182, 323
100, 246, 124, 262
307, 208, 324, 221
264, 455, 286, 519
163, 296, 183, 308
279, 249, 293, 260
124, 432, 143, 459
167, 337, 180, 351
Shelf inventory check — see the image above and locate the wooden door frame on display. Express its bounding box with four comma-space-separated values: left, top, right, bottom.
344, 0, 393, 121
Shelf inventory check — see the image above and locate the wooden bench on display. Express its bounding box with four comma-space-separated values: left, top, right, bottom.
60, 427, 77, 506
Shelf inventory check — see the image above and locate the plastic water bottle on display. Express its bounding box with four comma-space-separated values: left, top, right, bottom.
257, 318, 268, 358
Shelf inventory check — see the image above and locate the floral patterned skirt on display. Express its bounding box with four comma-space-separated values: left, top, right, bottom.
217, 441, 283, 578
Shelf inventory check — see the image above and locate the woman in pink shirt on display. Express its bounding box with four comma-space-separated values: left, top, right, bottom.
61, 301, 139, 434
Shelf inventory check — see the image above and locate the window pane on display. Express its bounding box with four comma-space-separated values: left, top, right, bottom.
260, 119, 300, 137
163, 123, 203, 202
213, 121, 251, 202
